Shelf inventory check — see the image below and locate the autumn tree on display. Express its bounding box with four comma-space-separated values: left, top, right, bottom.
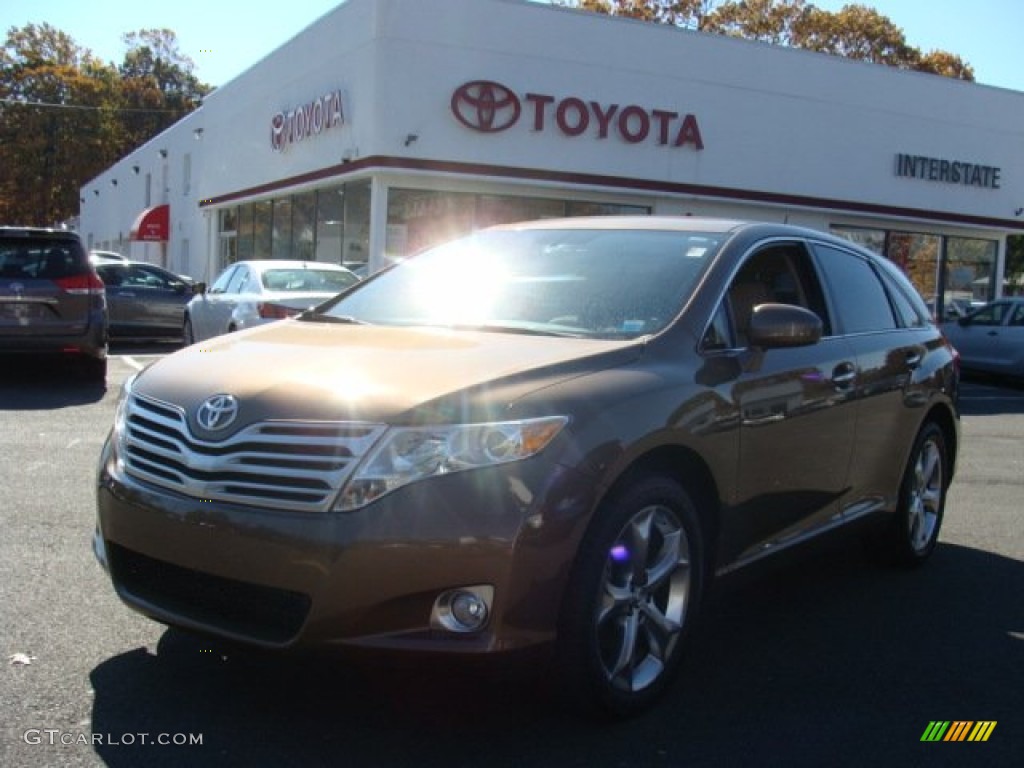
558, 0, 975, 81
574, 0, 717, 27
0, 24, 210, 226
0, 24, 119, 225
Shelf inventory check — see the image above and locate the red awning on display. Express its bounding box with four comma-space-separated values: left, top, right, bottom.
130, 204, 169, 242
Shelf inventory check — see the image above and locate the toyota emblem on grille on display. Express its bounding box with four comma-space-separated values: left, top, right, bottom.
196, 394, 240, 431
451, 80, 521, 133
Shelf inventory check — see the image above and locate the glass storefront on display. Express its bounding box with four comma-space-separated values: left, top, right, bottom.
217, 184, 649, 274
831, 225, 997, 320
385, 189, 649, 261
216, 180, 371, 272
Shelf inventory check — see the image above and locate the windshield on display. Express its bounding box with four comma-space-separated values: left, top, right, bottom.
314, 228, 723, 340
261, 268, 359, 293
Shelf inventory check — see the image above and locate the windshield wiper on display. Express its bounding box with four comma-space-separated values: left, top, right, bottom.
296, 310, 367, 325
446, 323, 587, 338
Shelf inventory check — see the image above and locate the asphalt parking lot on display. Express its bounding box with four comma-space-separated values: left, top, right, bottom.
1, 350, 1021, 767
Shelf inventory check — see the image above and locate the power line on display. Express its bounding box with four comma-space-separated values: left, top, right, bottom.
0, 97, 196, 115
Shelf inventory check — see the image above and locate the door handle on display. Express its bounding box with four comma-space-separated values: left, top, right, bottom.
831, 362, 857, 388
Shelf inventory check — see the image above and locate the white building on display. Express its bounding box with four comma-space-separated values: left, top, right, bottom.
79, 0, 1024, 316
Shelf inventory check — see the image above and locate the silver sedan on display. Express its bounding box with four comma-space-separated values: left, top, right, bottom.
941, 297, 1024, 380
184, 260, 360, 344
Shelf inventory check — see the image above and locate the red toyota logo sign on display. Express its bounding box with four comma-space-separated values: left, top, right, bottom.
451, 80, 521, 133
450, 79, 705, 150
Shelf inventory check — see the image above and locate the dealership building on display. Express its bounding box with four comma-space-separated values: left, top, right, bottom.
79, 0, 1024, 314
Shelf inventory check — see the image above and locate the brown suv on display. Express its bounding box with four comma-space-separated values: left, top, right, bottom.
94, 218, 959, 715
1, 227, 108, 382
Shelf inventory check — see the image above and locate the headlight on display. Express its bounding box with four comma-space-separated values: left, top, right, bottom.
333, 415, 568, 511
110, 373, 137, 472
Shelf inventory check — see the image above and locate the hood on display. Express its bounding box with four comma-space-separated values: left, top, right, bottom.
133, 321, 643, 432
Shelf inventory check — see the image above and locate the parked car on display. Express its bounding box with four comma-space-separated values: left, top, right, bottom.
95, 218, 960, 716
941, 297, 1024, 380
93, 261, 194, 341
1, 226, 107, 382
89, 250, 129, 265
183, 260, 361, 344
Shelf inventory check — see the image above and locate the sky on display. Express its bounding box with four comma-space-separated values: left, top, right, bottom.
2, 0, 1022, 93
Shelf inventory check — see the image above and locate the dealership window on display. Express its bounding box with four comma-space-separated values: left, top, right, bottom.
944, 237, 997, 307
216, 180, 371, 270
831, 226, 996, 320
272, 197, 293, 259
237, 204, 254, 262
316, 186, 344, 263
888, 232, 941, 311
341, 181, 370, 269
386, 189, 649, 260
217, 208, 237, 272
293, 192, 316, 261
253, 201, 272, 260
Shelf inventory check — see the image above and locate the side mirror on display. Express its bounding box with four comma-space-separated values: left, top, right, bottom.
748, 303, 822, 348
957, 316, 969, 327
192, 281, 207, 296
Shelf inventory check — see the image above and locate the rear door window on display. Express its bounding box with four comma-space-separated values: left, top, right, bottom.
812, 244, 897, 335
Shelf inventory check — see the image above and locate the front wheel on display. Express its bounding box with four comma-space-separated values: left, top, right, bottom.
886, 421, 949, 566
557, 474, 704, 717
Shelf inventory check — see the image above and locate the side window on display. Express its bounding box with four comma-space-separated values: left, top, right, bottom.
701, 303, 732, 351
813, 244, 897, 335
244, 271, 264, 293
878, 269, 926, 328
136, 265, 175, 289
225, 267, 249, 294
722, 242, 830, 347
96, 265, 122, 286
875, 258, 930, 327
210, 266, 238, 294
965, 302, 1008, 326
1010, 304, 1024, 326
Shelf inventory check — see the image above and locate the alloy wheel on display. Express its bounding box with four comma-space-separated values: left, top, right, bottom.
596, 504, 691, 693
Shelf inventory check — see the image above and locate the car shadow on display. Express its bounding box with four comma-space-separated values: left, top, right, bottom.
88, 537, 1023, 766
958, 376, 1024, 416
0, 358, 107, 409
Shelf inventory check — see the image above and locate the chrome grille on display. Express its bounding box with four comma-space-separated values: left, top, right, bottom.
122, 393, 387, 512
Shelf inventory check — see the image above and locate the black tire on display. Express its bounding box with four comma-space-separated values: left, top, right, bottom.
556, 473, 704, 718
183, 316, 195, 345
884, 421, 949, 567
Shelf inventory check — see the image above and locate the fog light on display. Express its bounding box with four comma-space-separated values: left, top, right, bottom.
431, 585, 494, 634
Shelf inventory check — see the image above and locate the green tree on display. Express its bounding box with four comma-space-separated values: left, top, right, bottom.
116, 29, 209, 156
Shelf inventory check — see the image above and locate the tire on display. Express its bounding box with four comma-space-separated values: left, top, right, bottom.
884, 421, 949, 567
556, 474, 704, 718
183, 316, 195, 345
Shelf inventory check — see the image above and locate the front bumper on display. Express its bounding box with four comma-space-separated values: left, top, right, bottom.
95, 436, 595, 654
